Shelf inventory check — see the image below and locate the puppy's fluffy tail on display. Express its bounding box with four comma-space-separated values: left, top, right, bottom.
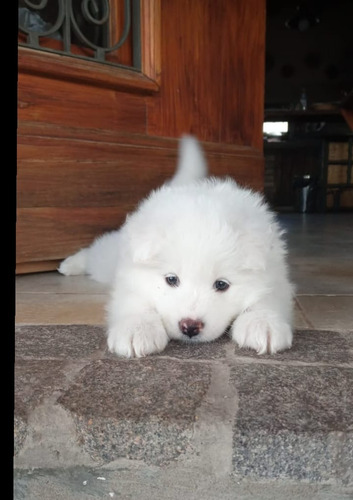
168, 135, 208, 187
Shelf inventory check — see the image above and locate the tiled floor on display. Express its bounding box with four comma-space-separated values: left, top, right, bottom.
15, 213, 353, 332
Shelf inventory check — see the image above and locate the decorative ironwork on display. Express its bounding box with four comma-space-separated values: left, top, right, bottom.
18, 0, 141, 70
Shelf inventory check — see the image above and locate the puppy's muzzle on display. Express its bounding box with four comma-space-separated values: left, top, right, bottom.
179, 318, 204, 338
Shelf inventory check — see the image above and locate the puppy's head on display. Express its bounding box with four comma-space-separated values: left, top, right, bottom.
124, 180, 274, 343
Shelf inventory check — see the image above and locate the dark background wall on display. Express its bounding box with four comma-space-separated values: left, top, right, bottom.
265, 0, 353, 108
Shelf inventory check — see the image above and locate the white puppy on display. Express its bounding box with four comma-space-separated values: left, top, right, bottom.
59, 137, 294, 357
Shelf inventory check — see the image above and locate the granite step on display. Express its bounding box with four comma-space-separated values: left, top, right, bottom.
14, 325, 353, 499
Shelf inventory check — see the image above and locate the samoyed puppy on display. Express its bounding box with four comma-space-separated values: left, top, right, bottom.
59, 136, 294, 357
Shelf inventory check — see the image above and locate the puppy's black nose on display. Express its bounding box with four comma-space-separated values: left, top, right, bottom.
179, 318, 204, 338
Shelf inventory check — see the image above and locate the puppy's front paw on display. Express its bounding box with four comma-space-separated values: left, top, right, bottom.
107, 314, 169, 358
231, 310, 292, 355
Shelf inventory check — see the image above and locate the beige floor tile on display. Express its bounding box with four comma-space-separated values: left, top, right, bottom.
16, 293, 107, 325
293, 301, 311, 329
296, 295, 353, 332
16, 272, 109, 295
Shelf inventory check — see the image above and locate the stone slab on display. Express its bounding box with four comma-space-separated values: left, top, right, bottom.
58, 358, 211, 465
15, 325, 353, 363
14, 466, 353, 500
231, 364, 353, 483
14, 325, 353, 487
15, 359, 70, 455
15, 325, 107, 359
233, 329, 353, 364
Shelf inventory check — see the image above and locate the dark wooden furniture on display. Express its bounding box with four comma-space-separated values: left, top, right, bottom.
322, 136, 353, 210
264, 106, 353, 211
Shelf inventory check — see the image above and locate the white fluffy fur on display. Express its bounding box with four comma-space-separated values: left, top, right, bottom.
59, 136, 294, 357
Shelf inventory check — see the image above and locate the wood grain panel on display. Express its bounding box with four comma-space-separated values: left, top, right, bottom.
207, 154, 263, 193
147, 0, 265, 149
140, 0, 161, 84
17, 137, 177, 208
16, 260, 62, 275
17, 133, 263, 207
18, 47, 159, 94
18, 146, 262, 209
18, 121, 264, 156
16, 207, 129, 263
18, 73, 147, 134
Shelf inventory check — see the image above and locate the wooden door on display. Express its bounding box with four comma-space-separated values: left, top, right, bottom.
17, 0, 266, 273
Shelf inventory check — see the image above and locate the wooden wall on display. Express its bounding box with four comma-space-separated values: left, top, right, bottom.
147, 0, 265, 149
17, 0, 266, 273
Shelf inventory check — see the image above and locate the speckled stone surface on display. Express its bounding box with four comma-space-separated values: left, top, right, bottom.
14, 324, 353, 492
14, 359, 69, 454
58, 358, 211, 464
233, 329, 353, 364
153, 334, 230, 359
231, 364, 353, 482
16, 325, 107, 359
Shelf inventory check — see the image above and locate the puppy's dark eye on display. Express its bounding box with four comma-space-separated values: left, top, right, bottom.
165, 274, 180, 287
213, 279, 230, 292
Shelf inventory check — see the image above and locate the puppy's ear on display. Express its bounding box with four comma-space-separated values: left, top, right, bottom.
131, 237, 159, 264
169, 135, 208, 186
126, 220, 162, 264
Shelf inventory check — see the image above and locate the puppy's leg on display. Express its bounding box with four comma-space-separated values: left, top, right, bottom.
107, 294, 169, 358
58, 248, 88, 276
58, 230, 121, 283
231, 293, 293, 355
